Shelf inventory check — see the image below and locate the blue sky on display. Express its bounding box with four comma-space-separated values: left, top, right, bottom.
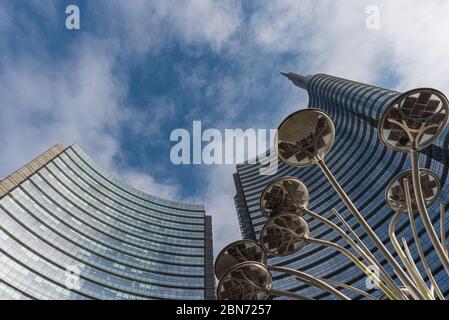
1, 0, 449, 252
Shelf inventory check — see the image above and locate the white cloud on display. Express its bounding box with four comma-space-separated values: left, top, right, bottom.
380, 1, 449, 90
2, 0, 449, 258
198, 0, 449, 253
171, 0, 242, 52
186, 165, 242, 252
118, 169, 182, 201
0, 1, 245, 256
0, 35, 183, 202
247, 0, 449, 89
124, 97, 176, 144
91, 0, 242, 56
249, 0, 317, 54
0, 42, 114, 173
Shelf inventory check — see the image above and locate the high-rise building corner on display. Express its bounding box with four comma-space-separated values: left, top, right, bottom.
0, 144, 214, 300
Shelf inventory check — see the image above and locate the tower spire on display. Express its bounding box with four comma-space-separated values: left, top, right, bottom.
281, 71, 308, 90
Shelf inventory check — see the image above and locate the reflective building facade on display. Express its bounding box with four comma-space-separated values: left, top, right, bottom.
0, 144, 214, 300
234, 73, 449, 299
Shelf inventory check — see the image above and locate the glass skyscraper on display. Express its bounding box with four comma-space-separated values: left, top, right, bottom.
234, 72, 449, 299
0, 144, 214, 300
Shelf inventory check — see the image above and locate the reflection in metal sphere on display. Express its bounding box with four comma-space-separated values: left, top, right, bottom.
260, 177, 309, 219
214, 240, 266, 280
386, 169, 440, 214
275, 109, 335, 167
217, 262, 272, 300
379, 88, 449, 152
260, 214, 310, 256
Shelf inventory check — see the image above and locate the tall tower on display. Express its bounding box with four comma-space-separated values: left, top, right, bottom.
0, 144, 214, 300
233, 72, 449, 299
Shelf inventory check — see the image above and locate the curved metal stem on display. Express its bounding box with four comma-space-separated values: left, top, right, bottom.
401, 238, 442, 300
268, 265, 351, 300
330, 208, 405, 299
269, 218, 394, 298
305, 237, 394, 299
304, 208, 400, 300
318, 278, 377, 300
388, 206, 431, 299
270, 288, 315, 300
403, 178, 445, 300
401, 239, 425, 288
410, 150, 449, 276
331, 209, 382, 265
294, 275, 377, 300
440, 203, 448, 256
315, 157, 424, 299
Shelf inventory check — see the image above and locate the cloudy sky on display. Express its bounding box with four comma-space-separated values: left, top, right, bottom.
0, 0, 448, 253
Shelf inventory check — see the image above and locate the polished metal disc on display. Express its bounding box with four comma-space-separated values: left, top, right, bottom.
379, 88, 449, 152
275, 109, 335, 167
214, 240, 267, 280
217, 262, 272, 300
260, 176, 309, 219
260, 214, 310, 256
385, 169, 440, 214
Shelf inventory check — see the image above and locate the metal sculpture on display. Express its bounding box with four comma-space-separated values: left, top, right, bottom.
216, 88, 449, 300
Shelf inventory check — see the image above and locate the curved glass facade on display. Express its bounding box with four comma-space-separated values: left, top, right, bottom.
234, 73, 449, 299
0, 144, 214, 300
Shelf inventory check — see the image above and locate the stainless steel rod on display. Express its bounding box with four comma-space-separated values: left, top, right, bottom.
304, 208, 401, 299
440, 203, 448, 256
388, 207, 431, 299
315, 157, 423, 299
268, 265, 351, 300
318, 278, 377, 300
330, 208, 405, 299
404, 178, 445, 300
270, 289, 315, 300
410, 150, 449, 276
306, 237, 399, 299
